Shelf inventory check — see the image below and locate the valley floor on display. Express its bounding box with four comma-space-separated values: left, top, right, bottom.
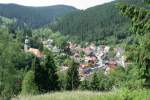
13, 89, 150, 100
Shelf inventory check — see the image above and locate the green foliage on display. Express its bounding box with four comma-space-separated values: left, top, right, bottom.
58, 72, 67, 90
0, 4, 77, 28
52, 32, 68, 49
63, 58, 72, 66
91, 71, 114, 91
0, 25, 26, 99
50, 0, 145, 43
21, 70, 39, 95
30, 36, 43, 51
0, 16, 15, 27
137, 33, 150, 86
118, 2, 150, 87
33, 28, 68, 51
43, 52, 60, 91
30, 52, 60, 93
31, 58, 44, 92
107, 50, 116, 58
0, 1, 150, 99
80, 79, 90, 90
118, 3, 150, 35
66, 60, 80, 90
90, 72, 100, 91
80, 71, 114, 91
32, 28, 53, 39
80, 65, 144, 91
109, 66, 144, 90
54, 54, 68, 67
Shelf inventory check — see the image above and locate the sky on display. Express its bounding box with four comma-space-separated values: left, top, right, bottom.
0, 0, 114, 9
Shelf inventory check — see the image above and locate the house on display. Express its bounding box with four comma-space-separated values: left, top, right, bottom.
114, 47, 127, 68
73, 52, 81, 63
104, 46, 110, 53
89, 43, 96, 51
84, 55, 97, 67
115, 47, 124, 58
96, 59, 105, 68
80, 64, 89, 68
28, 48, 44, 58
42, 39, 55, 50
80, 68, 92, 75
106, 60, 117, 69
68, 42, 78, 54
85, 55, 97, 63
24, 36, 44, 58
105, 60, 117, 74
52, 46, 60, 53
82, 47, 93, 55
117, 55, 127, 68
105, 67, 111, 75
68, 42, 77, 49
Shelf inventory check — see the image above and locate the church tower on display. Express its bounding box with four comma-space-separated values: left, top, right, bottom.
24, 35, 30, 52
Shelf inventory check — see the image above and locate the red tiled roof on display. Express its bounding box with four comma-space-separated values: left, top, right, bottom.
28, 48, 44, 58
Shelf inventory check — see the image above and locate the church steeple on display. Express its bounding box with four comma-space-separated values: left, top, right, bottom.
24, 35, 30, 52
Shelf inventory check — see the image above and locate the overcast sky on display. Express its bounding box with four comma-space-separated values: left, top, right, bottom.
0, 0, 114, 9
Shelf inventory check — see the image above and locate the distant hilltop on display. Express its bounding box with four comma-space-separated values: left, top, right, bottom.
0, 3, 78, 28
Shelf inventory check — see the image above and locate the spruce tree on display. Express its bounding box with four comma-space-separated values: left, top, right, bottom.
66, 60, 80, 90
80, 79, 90, 90
90, 72, 100, 91
31, 53, 60, 93
21, 70, 39, 95
31, 57, 44, 92
43, 52, 60, 91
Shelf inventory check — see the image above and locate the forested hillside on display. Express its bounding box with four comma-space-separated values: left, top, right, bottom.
0, 0, 150, 100
50, 0, 145, 44
0, 4, 77, 28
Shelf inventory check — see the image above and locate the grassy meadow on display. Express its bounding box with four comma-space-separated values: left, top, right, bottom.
13, 89, 150, 100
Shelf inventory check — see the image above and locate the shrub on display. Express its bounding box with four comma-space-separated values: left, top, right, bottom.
90, 72, 100, 91
42, 52, 60, 91
58, 72, 67, 90
109, 66, 145, 90
21, 70, 39, 95
66, 60, 80, 90
80, 79, 90, 90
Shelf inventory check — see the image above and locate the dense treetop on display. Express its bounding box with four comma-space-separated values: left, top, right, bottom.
50, 0, 146, 44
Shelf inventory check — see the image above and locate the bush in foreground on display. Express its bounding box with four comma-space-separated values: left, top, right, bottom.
21, 70, 39, 95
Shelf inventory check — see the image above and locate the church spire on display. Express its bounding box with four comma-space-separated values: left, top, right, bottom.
24, 35, 30, 52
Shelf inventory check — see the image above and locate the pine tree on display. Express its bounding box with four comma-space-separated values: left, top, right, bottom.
31, 53, 60, 93
66, 60, 80, 90
80, 79, 90, 90
21, 70, 39, 95
31, 57, 45, 92
90, 72, 100, 91
43, 52, 60, 91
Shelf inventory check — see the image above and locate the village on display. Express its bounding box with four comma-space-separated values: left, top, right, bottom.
24, 36, 128, 81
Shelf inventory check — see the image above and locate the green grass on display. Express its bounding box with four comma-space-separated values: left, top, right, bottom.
13, 89, 150, 100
